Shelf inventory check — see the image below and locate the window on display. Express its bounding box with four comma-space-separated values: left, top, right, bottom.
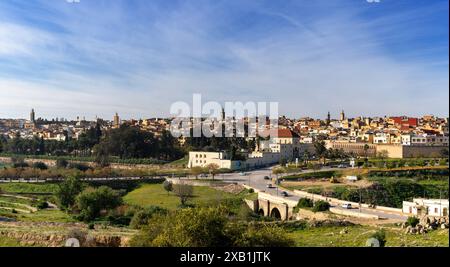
435, 208, 438, 213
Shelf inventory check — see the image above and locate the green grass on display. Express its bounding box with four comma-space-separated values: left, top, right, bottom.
0, 195, 35, 205
0, 183, 58, 194
287, 225, 449, 247
16, 209, 75, 223
124, 183, 241, 210
168, 156, 189, 166
0, 236, 24, 247
0, 209, 75, 223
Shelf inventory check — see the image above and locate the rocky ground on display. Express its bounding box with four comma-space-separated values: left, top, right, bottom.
0, 221, 136, 247
401, 216, 449, 235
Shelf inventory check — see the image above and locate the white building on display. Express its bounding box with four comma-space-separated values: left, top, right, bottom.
401, 134, 449, 146
373, 132, 390, 144
403, 198, 449, 217
188, 129, 313, 170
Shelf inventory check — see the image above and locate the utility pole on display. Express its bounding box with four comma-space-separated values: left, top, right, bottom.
276, 177, 279, 196
359, 188, 362, 213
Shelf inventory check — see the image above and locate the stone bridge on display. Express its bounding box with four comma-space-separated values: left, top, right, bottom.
245, 193, 297, 221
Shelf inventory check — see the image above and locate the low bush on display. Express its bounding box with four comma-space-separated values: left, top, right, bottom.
406, 216, 420, 227
294, 198, 313, 212
370, 229, 386, 247
312, 200, 330, 212
36, 201, 49, 209
32, 162, 48, 170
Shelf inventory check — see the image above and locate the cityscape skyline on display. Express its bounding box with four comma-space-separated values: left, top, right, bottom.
0, 107, 448, 122
0, 0, 449, 119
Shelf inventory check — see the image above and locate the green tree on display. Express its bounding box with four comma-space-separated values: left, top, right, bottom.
56, 175, 84, 210
312, 200, 330, 212
163, 180, 173, 195
172, 183, 194, 206
313, 140, 327, 164
76, 186, 123, 221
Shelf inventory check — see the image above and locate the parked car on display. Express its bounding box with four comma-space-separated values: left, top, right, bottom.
281, 191, 288, 197
266, 184, 273, 188
199, 174, 208, 178
239, 172, 249, 176
263, 176, 270, 180
341, 203, 352, 209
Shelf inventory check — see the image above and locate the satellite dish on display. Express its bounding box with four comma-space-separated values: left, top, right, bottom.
366, 238, 380, 247
65, 238, 80, 247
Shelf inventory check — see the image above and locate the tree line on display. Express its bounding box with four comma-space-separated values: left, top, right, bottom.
0, 124, 184, 162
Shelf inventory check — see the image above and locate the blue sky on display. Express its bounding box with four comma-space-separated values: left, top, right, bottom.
0, 0, 448, 120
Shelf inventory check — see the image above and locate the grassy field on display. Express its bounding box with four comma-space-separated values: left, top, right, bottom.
0, 183, 59, 194
6, 209, 75, 223
124, 183, 244, 210
288, 225, 449, 247
0, 236, 25, 247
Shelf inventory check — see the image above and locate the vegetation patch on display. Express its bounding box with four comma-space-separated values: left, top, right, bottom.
124, 183, 244, 210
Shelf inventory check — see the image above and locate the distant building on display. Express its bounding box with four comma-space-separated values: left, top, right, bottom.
188, 128, 314, 170
403, 198, 449, 217
113, 112, 120, 128
30, 108, 35, 123
340, 110, 345, 121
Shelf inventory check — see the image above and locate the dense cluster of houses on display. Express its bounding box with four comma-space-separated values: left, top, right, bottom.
188, 112, 448, 170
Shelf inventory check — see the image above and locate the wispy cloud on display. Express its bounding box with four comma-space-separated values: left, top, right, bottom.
0, 0, 448, 119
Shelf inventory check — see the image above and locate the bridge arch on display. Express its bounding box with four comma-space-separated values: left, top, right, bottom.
258, 209, 265, 216
270, 207, 281, 219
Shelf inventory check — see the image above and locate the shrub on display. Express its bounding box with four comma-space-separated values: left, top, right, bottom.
56, 159, 69, 169
406, 216, 419, 227
296, 198, 313, 209
162, 180, 173, 195
88, 223, 95, 230
36, 201, 49, 210
370, 229, 386, 247
172, 183, 193, 206
130, 206, 168, 229
69, 163, 91, 172
76, 186, 123, 222
312, 200, 330, 212
130, 206, 294, 247
13, 161, 29, 168
32, 162, 48, 170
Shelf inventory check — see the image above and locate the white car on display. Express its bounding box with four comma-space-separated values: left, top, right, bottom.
341, 203, 352, 209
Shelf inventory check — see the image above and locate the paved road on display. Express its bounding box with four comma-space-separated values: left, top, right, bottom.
218, 167, 407, 221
